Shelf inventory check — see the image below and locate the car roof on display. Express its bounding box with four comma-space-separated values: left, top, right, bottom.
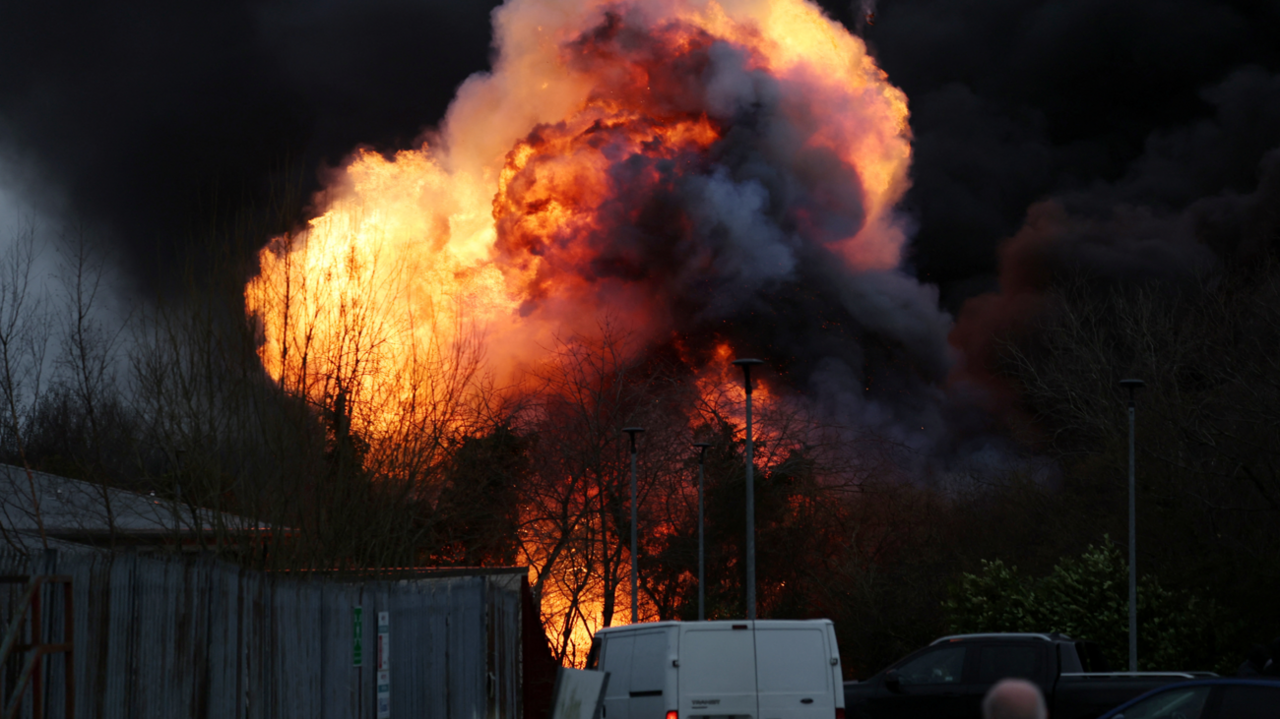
1097, 677, 1280, 719
930, 633, 1073, 644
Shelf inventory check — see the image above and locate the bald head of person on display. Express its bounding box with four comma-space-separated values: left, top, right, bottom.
982, 678, 1048, 719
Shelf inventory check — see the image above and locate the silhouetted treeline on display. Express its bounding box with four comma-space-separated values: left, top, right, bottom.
3, 212, 1278, 675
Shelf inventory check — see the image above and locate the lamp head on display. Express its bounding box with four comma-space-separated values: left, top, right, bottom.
1119, 378, 1144, 407
622, 427, 644, 452
732, 358, 765, 394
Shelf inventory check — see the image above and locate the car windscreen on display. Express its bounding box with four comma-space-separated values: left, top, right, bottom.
1116, 686, 1211, 719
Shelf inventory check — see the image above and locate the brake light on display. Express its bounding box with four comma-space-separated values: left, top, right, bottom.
665, 712, 678, 719
835, 709, 845, 719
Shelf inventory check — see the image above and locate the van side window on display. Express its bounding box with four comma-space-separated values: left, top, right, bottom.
896, 646, 967, 686
587, 638, 601, 670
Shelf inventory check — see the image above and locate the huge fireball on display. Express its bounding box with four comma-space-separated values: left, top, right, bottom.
245, 0, 920, 427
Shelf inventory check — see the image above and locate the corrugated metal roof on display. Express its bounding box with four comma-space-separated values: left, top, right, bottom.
0, 463, 272, 550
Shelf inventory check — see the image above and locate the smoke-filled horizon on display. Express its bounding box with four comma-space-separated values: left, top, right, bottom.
3, 0, 1280, 472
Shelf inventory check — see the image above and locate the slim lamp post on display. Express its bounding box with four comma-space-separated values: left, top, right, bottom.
1120, 378, 1144, 672
732, 358, 764, 620
693, 442, 712, 621
623, 427, 645, 624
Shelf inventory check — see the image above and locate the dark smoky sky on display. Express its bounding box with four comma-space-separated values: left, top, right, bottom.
0, 0, 505, 288
852, 0, 1280, 311
1, 0, 1278, 305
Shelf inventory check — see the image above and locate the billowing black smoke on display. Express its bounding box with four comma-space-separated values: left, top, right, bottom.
483, 7, 954, 458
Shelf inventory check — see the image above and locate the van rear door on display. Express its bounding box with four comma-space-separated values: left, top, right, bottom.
601, 633, 635, 719
680, 623, 758, 718
755, 624, 835, 719
629, 630, 670, 719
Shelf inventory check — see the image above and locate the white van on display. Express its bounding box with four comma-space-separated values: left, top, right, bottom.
586, 619, 845, 719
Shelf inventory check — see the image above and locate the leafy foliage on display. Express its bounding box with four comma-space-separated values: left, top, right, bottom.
944, 539, 1240, 672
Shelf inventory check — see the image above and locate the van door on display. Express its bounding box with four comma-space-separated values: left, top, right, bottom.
629, 630, 669, 719
755, 625, 834, 719
679, 624, 758, 718
601, 633, 635, 719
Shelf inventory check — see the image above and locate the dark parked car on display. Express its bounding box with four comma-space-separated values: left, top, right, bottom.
1096, 677, 1280, 719
844, 633, 1214, 719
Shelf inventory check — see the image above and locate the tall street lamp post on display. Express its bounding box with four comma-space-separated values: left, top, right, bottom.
623, 427, 645, 624
693, 442, 712, 621
732, 358, 764, 620
1119, 378, 1144, 672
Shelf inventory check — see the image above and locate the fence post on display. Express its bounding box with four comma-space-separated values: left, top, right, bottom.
64, 581, 74, 719
31, 581, 41, 719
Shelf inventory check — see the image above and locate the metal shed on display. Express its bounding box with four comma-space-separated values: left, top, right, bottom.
0, 551, 535, 719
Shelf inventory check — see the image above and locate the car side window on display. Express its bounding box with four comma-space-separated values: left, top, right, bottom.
976, 645, 1043, 684
1079, 641, 1112, 673
896, 646, 967, 686
1216, 685, 1280, 719
1115, 686, 1210, 719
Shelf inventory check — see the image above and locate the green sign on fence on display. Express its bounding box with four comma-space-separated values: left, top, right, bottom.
353, 606, 364, 666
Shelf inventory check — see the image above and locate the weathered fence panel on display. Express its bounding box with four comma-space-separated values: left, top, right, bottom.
0, 552, 524, 719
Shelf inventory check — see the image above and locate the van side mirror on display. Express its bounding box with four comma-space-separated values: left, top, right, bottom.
883, 670, 901, 693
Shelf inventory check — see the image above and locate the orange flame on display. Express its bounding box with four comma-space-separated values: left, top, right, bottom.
245, 0, 912, 665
